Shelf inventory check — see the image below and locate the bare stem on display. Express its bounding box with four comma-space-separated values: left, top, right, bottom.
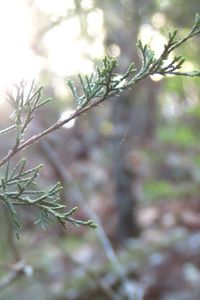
0, 93, 109, 168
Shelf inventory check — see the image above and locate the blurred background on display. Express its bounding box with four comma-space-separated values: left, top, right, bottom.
0, 0, 200, 299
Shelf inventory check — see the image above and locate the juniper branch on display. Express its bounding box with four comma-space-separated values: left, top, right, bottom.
0, 159, 97, 236
1, 15, 200, 170
0, 14, 200, 233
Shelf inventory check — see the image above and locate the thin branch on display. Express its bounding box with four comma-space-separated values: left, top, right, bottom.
34, 124, 140, 300
0, 14, 200, 240
0, 260, 32, 291
66, 253, 121, 300
0, 92, 111, 168
1, 14, 200, 168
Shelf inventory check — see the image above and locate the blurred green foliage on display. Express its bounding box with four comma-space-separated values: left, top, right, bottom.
144, 180, 175, 201
157, 125, 199, 147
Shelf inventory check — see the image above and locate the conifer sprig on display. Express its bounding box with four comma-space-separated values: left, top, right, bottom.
0, 14, 200, 234
0, 159, 97, 237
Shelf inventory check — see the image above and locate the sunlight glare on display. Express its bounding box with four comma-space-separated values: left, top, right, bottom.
150, 74, 163, 82
0, 0, 39, 95
43, 18, 82, 76
35, 0, 75, 16
43, 9, 104, 76
139, 24, 174, 80
107, 44, 121, 58
60, 109, 75, 129
0, 0, 105, 105
81, 0, 94, 10
87, 9, 104, 36
139, 24, 168, 58
151, 13, 166, 29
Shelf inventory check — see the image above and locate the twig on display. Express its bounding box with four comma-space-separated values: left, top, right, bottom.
0, 260, 32, 291
66, 253, 121, 300
34, 123, 139, 300
1, 14, 200, 168
0, 98, 104, 168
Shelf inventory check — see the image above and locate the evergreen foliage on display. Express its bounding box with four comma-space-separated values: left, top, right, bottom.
1, 14, 200, 237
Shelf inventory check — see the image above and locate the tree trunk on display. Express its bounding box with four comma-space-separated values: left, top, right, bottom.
102, 0, 157, 241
